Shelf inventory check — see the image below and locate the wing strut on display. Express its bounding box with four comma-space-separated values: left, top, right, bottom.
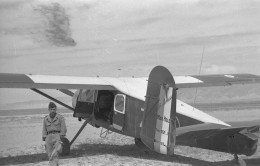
31, 88, 74, 111
58, 89, 74, 97
69, 117, 92, 146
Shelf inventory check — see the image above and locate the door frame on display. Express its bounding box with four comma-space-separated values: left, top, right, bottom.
113, 94, 126, 130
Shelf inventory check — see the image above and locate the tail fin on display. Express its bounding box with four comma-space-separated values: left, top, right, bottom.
140, 66, 176, 155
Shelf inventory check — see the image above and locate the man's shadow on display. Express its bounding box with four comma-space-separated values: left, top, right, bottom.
0, 143, 259, 166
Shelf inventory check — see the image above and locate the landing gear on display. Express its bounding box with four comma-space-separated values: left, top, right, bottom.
60, 137, 70, 156
30, 88, 92, 156
69, 118, 91, 146
234, 154, 246, 166
60, 118, 91, 156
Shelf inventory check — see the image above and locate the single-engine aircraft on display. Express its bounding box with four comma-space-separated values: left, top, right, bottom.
0, 66, 259, 165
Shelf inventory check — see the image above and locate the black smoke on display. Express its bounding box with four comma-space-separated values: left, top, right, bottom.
34, 3, 76, 47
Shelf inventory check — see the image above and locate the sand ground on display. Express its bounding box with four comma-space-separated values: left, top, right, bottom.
0, 110, 259, 166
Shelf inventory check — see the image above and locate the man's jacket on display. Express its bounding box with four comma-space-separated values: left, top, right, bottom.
42, 113, 67, 138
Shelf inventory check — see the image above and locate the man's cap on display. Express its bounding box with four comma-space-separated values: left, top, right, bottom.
48, 102, 57, 109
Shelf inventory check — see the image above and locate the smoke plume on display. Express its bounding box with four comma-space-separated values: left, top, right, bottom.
34, 3, 76, 47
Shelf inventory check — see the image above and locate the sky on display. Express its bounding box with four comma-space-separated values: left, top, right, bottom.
0, 0, 260, 110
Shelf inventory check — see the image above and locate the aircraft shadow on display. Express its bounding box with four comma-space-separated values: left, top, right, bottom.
0, 143, 259, 166
72, 143, 260, 166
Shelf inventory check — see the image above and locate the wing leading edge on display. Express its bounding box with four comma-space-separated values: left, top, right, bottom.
1, 72, 260, 101
0, 73, 116, 90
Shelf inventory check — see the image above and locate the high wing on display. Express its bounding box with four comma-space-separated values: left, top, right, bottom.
1, 73, 260, 101
0, 73, 116, 90
175, 74, 260, 88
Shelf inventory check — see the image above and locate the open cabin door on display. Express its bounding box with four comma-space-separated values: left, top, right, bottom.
140, 66, 176, 155
113, 94, 126, 131
73, 89, 97, 119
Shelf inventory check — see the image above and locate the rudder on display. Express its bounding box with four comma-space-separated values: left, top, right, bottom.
140, 66, 176, 155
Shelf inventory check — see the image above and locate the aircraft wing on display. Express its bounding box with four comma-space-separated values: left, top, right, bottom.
0, 73, 147, 100
1, 73, 260, 101
174, 74, 260, 88
0, 73, 117, 90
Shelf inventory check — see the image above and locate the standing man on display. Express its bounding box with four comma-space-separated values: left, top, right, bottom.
42, 102, 67, 166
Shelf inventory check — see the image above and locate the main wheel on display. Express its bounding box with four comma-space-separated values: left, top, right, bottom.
60, 136, 70, 156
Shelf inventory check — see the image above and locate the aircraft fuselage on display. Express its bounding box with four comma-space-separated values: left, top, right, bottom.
73, 89, 258, 157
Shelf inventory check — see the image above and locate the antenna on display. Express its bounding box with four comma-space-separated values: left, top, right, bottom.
198, 47, 205, 75
193, 47, 205, 107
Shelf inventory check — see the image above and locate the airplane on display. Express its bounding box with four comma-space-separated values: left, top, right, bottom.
0, 65, 259, 165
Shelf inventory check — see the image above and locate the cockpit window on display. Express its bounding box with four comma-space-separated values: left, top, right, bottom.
114, 94, 125, 113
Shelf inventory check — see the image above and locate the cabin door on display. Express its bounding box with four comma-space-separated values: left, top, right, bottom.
113, 94, 126, 131
74, 89, 97, 119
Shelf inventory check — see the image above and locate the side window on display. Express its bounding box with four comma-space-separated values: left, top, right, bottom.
78, 89, 95, 103
114, 94, 126, 113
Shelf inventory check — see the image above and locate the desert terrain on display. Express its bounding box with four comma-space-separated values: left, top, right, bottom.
0, 107, 259, 166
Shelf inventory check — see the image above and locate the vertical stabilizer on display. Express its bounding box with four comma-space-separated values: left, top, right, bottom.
140, 66, 176, 155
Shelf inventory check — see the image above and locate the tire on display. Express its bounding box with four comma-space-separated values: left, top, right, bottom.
60, 137, 70, 156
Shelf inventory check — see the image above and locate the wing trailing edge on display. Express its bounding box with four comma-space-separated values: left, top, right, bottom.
175, 74, 260, 88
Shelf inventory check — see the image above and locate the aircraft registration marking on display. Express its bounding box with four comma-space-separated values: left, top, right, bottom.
154, 139, 167, 147
155, 128, 169, 135
157, 115, 170, 123
154, 85, 173, 155
156, 119, 169, 134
